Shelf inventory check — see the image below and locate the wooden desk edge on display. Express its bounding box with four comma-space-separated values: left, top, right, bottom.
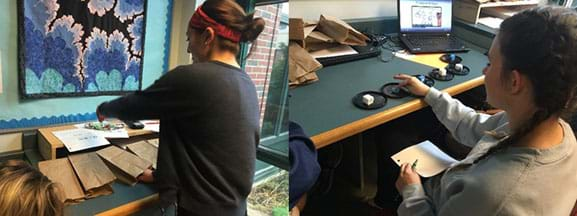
95, 193, 159, 216
313, 76, 485, 149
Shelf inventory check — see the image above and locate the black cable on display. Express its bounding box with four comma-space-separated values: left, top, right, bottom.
378, 35, 404, 63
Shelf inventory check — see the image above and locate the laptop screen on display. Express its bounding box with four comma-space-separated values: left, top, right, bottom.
399, 0, 452, 33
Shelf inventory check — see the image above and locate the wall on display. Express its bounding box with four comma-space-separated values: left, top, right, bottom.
168, 0, 198, 69
0, 0, 173, 130
289, 0, 397, 20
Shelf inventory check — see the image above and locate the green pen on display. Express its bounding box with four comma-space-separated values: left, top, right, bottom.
412, 159, 418, 170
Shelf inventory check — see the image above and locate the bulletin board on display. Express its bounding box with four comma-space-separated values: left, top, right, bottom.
18, 0, 148, 98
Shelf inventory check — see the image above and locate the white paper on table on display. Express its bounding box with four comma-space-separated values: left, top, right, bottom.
478, 17, 503, 29
391, 140, 457, 177
393, 50, 414, 59
74, 123, 129, 138
52, 129, 110, 152
309, 44, 358, 59
141, 120, 160, 133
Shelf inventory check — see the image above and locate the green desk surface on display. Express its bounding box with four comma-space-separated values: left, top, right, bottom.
67, 183, 156, 215
289, 43, 489, 146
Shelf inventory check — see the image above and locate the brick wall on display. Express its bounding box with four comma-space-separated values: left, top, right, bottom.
245, 5, 281, 127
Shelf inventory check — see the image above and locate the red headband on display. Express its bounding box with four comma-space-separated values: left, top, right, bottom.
189, 6, 242, 43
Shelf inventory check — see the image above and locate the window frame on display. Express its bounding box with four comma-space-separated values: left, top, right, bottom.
257, 132, 289, 170
238, 0, 289, 170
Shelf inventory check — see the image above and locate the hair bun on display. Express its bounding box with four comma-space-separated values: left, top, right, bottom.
241, 16, 265, 42
244, 13, 255, 24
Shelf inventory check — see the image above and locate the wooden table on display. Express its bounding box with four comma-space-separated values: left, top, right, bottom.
33, 121, 161, 215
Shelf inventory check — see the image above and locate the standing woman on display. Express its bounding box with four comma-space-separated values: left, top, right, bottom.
394, 6, 577, 215
96, 0, 265, 215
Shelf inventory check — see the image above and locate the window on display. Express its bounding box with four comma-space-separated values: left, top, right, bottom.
237, 1, 289, 213
240, 0, 289, 170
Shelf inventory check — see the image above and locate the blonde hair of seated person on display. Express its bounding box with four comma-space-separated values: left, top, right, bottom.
0, 160, 64, 216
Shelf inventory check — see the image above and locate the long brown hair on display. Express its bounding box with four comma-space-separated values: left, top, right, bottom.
0, 160, 64, 216
475, 7, 577, 162
201, 0, 266, 54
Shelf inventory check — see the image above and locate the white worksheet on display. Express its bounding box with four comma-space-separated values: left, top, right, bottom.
141, 120, 160, 133
391, 140, 458, 177
52, 129, 110, 152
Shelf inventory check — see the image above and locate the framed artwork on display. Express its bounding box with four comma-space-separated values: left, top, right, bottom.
18, 0, 147, 98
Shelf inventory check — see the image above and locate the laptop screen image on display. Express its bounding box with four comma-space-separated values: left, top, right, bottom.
399, 0, 452, 33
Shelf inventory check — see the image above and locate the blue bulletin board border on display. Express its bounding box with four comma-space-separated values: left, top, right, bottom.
0, 112, 97, 130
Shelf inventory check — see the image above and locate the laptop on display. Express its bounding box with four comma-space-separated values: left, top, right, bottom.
398, 0, 468, 54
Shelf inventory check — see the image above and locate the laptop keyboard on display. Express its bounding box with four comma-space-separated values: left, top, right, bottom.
406, 36, 461, 47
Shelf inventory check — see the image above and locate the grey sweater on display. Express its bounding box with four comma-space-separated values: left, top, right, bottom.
98, 61, 259, 215
398, 87, 577, 216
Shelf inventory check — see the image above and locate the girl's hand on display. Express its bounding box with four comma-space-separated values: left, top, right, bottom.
395, 162, 421, 192
137, 169, 155, 183
96, 104, 107, 122
393, 74, 431, 97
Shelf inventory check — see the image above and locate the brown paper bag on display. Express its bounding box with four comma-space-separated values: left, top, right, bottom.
289, 18, 318, 48
306, 31, 334, 43
68, 152, 115, 198
85, 184, 114, 199
97, 145, 152, 186
38, 158, 86, 203
317, 15, 369, 46
296, 73, 320, 86
126, 140, 158, 169
305, 31, 341, 52
147, 138, 159, 148
289, 42, 322, 86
